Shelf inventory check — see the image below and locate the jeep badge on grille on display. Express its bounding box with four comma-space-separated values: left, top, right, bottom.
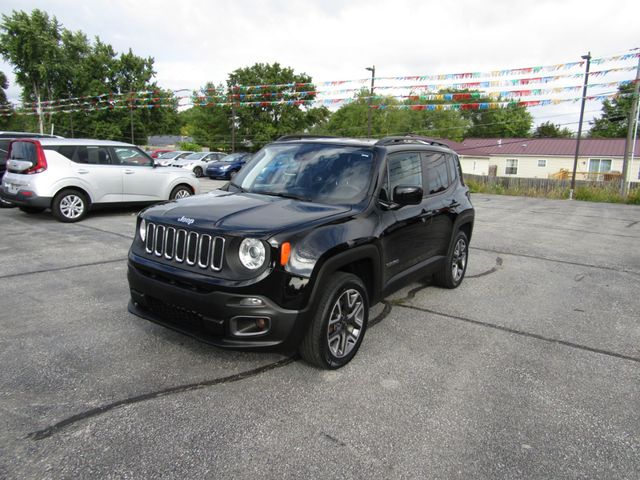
177, 216, 195, 225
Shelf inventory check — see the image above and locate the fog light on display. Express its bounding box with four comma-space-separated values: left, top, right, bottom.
239, 297, 264, 306
230, 316, 271, 336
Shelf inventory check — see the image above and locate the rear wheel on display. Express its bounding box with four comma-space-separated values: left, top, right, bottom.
52, 189, 89, 222
300, 272, 369, 369
434, 230, 468, 289
193, 166, 203, 178
170, 185, 193, 200
0, 198, 16, 208
19, 206, 45, 214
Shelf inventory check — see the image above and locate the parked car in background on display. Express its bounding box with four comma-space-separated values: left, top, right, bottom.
150, 148, 174, 159
205, 152, 252, 179
154, 151, 194, 166
0, 138, 199, 222
0, 132, 62, 208
171, 151, 228, 177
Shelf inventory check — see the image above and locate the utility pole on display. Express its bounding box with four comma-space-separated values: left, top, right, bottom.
231, 84, 237, 153
570, 53, 591, 200
620, 52, 640, 196
366, 65, 375, 137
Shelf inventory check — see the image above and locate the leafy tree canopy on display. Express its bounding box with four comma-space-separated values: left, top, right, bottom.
0, 9, 180, 144
533, 121, 573, 138
589, 82, 636, 138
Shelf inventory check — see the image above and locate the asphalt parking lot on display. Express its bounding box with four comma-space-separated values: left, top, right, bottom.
1, 180, 639, 479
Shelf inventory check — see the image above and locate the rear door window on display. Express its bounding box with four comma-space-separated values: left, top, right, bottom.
51, 146, 113, 165
422, 152, 451, 195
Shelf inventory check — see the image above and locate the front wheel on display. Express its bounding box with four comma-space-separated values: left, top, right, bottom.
52, 189, 89, 222
300, 272, 369, 369
193, 166, 203, 178
170, 185, 193, 200
434, 230, 469, 289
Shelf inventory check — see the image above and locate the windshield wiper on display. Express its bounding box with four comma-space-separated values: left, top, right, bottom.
259, 191, 310, 202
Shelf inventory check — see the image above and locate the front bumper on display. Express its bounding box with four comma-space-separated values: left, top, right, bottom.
127, 258, 310, 351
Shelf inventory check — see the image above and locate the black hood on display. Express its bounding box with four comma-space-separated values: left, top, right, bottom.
143, 190, 352, 237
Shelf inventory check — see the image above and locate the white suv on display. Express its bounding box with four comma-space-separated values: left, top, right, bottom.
0, 138, 200, 222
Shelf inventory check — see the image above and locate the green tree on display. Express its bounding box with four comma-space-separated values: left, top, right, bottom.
0, 9, 180, 143
589, 82, 636, 138
0, 71, 10, 129
0, 9, 63, 133
180, 82, 232, 151
465, 102, 533, 138
316, 91, 397, 137
227, 63, 329, 150
533, 121, 573, 138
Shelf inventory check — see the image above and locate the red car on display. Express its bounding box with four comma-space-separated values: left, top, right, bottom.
150, 149, 174, 158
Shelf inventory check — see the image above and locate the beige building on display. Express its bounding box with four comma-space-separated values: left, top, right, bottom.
445, 138, 640, 182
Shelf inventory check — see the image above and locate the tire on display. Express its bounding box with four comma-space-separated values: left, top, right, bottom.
0, 198, 16, 208
300, 272, 369, 369
52, 189, 89, 223
434, 230, 469, 289
19, 206, 45, 214
193, 166, 203, 178
170, 185, 193, 200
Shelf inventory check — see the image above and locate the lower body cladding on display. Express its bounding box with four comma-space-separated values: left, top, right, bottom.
127, 259, 310, 351
0, 187, 51, 208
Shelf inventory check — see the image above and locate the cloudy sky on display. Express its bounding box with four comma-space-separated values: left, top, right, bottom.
1, 0, 638, 131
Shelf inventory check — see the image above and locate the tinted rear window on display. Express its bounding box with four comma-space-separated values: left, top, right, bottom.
9, 141, 38, 166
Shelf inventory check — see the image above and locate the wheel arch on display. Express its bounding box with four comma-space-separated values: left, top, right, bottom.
305, 244, 382, 311
52, 185, 92, 208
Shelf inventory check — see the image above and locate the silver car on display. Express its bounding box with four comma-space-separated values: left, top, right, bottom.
170, 151, 227, 177
154, 150, 194, 167
0, 138, 200, 222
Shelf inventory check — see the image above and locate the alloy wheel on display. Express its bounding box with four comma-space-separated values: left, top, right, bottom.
326, 289, 365, 358
451, 237, 467, 283
60, 194, 85, 219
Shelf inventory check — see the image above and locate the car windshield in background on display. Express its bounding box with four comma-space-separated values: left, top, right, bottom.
222, 153, 247, 162
232, 144, 375, 204
158, 151, 180, 159
184, 152, 208, 160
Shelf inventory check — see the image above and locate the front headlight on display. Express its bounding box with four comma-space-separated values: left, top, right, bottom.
239, 238, 266, 270
139, 218, 146, 242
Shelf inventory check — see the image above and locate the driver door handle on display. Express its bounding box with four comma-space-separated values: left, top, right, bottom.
124, 169, 135, 174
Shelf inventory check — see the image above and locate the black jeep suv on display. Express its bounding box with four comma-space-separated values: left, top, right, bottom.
127, 135, 474, 368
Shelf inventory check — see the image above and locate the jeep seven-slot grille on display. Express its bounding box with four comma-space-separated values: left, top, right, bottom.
145, 222, 224, 271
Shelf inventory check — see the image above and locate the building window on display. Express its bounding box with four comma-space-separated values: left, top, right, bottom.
588, 159, 612, 173
538, 159, 547, 168
505, 159, 518, 175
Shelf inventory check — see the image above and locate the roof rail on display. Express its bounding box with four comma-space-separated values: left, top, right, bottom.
375, 135, 450, 148
275, 134, 340, 142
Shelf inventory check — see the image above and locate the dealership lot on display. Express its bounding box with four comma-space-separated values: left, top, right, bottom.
1, 182, 639, 479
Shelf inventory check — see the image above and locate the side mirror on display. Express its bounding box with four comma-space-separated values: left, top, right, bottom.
393, 185, 423, 206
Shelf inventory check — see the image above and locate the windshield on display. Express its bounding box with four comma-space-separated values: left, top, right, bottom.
158, 151, 179, 159
222, 153, 246, 162
184, 152, 207, 160
232, 143, 375, 204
